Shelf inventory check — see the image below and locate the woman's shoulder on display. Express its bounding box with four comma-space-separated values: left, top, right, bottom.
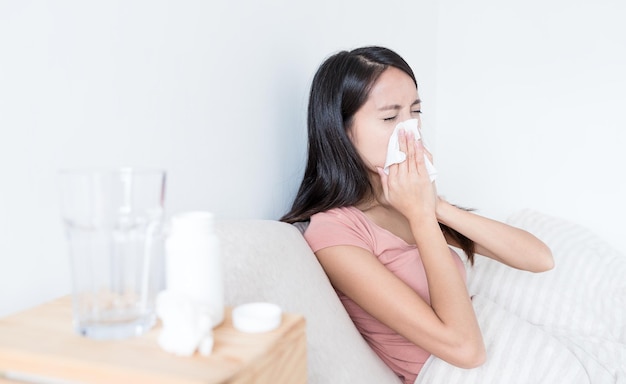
309, 206, 375, 232
311, 206, 365, 221
305, 206, 374, 252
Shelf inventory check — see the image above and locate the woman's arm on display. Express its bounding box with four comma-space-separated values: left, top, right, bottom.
331, 131, 485, 368
436, 200, 554, 272
315, 241, 486, 369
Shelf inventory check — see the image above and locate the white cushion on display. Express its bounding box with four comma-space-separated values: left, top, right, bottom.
416, 294, 590, 384
418, 209, 626, 383
469, 209, 626, 344
216, 219, 400, 384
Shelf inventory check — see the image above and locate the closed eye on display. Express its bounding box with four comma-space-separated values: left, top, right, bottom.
383, 116, 398, 121
412, 110, 422, 114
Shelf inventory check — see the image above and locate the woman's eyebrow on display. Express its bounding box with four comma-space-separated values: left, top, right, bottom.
378, 104, 402, 111
378, 99, 422, 111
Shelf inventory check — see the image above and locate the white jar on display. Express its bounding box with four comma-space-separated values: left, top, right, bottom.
165, 211, 224, 328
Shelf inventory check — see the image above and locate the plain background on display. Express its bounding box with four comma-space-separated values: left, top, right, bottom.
1, 0, 624, 317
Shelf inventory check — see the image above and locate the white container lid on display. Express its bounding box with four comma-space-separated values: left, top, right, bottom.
170, 211, 215, 234
232, 302, 282, 333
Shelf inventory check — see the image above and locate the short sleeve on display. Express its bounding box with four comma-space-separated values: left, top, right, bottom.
304, 207, 374, 253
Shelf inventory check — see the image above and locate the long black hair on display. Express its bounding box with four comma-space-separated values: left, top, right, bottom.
281, 46, 475, 263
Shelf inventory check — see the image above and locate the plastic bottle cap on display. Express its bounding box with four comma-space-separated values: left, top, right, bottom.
232, 302, 282, 333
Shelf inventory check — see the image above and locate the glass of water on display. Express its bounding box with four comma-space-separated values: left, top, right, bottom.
59, 168, 166, 339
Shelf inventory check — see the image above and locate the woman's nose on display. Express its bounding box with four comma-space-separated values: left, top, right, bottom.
398, 111, 420, 125
398, 112, 412, 123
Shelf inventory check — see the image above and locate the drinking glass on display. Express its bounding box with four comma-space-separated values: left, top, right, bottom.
59, 168, 166, 339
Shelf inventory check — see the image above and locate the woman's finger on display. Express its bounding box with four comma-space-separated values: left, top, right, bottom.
407, 131, 424, 174
415, 140, 428, 174
405, 130, 415, 158
396, 129, 409, 173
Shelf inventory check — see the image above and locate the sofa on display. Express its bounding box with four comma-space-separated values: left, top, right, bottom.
216, 219, 400, 383
216, 210, 626, 384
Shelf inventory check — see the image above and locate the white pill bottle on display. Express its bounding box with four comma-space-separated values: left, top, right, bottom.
165, 211, 224, 328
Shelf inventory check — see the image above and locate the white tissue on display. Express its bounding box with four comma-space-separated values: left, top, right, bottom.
156, 290, 214, 356
383, 119, 438, 181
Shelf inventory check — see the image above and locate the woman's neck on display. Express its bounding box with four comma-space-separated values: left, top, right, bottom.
356, 173, 390, 212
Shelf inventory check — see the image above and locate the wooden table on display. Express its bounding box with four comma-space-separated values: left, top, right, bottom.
0, 297, 306, 384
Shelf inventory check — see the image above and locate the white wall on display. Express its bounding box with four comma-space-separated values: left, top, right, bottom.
0, 1, 439, 316
4, 0, 622, 318
435, 0, 626, 255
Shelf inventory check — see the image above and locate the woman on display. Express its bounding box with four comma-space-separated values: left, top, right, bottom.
281, 46, 553, 384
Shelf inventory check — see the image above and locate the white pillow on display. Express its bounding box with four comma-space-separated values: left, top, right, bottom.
466, 209, 626, 382
415, 294, 590, 384
469, 209, 626, 342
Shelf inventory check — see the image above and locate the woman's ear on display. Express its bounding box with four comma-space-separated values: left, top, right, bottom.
345, 124, 354, 141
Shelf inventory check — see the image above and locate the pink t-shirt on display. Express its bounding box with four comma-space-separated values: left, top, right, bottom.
304, 206, 466, 384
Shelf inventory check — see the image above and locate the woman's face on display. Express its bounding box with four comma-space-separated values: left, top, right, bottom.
349, 67, 422, 171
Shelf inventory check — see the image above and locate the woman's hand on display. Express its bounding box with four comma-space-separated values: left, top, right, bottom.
377, 129, 437, 222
